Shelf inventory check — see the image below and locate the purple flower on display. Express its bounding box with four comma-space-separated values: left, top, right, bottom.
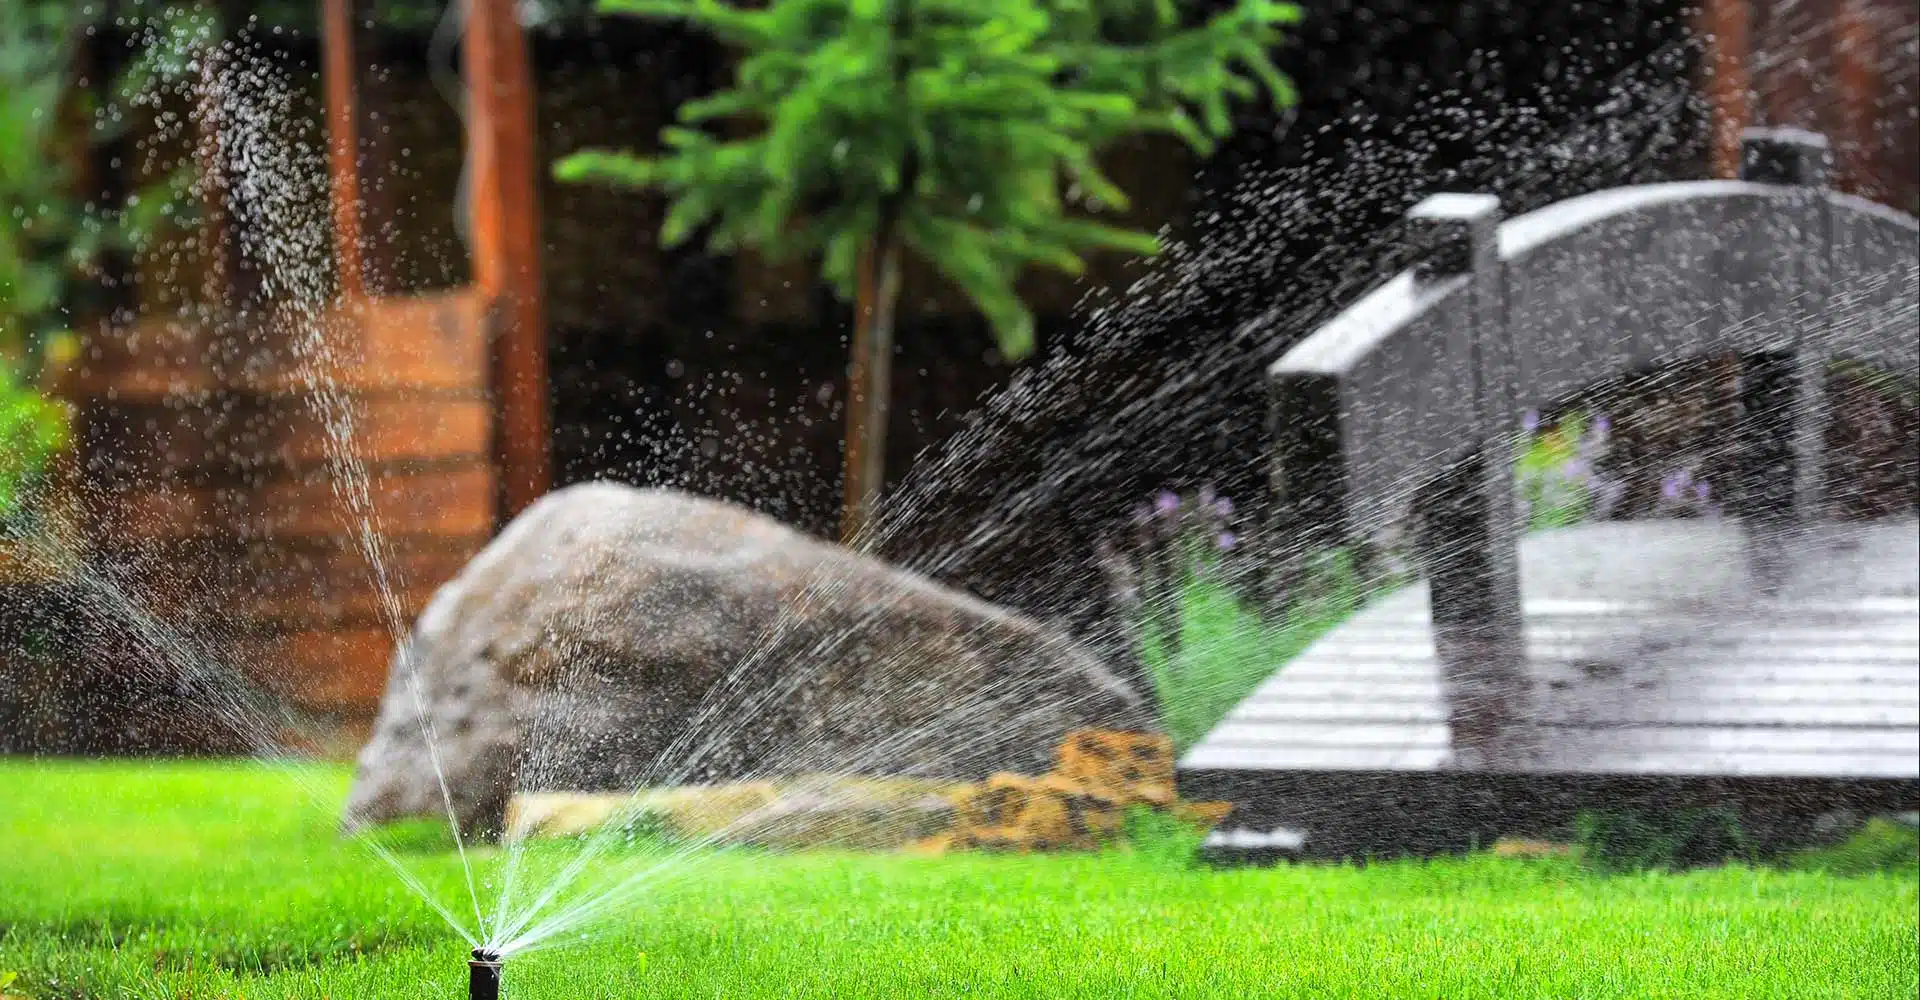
1217, 531, 1238, 551
1215, 496, 1235, 517
1592, 413, 1611, 437
1561, 458, 1591, 482
1154, 491, 1181, 516
1661, 470, 1691, 502
1694, 481, 1710, 501
1593, 476, 1627, 518
1198, 485, 1217, 509
1522, 410, 1542, 434
1578, 426, 1607, 459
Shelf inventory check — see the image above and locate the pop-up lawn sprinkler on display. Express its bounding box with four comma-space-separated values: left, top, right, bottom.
470, 948, 504, 1000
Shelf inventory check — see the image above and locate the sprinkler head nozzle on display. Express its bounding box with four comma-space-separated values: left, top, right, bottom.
469, 948, 504, 1000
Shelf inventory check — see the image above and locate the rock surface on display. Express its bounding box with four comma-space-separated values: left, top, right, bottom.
343, 484, 1148, 834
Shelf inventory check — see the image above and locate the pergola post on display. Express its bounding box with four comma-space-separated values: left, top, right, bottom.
1735, 127, 1833, 594
464, 0, 553, 521
1403, 193, 1532, 771
1833, 0, 1880, 200
321, 0, 365, 301
314, 0, 550, 532
1699, 0, 1753, 180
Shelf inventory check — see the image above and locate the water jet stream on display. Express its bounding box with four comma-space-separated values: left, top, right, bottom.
6, 11, 1810, 987
478, 25, 1725, 959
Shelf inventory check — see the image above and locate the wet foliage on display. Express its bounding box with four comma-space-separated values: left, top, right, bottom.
1572, 806, 1757, 874
1099, 486, 1398, 750
0, 368, 65, 519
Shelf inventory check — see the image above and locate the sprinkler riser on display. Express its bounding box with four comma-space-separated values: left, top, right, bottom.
470, 949, 503, 1000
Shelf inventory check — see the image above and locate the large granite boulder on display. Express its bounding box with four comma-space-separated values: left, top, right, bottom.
343, 483, 1149, 834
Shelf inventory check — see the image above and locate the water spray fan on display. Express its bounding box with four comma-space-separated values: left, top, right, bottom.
469, 948, 503, 1000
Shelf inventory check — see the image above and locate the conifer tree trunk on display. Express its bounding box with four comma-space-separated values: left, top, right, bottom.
838, 0, 914, 548
839, 228, 904, 546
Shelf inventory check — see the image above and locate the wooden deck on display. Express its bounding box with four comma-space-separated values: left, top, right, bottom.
1179, 518, 1920, 859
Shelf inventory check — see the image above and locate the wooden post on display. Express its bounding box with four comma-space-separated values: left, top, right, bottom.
1700, 0, 1753, 180
321, 0, 365, 301
1834, 0, 1879, 200
1404, 193, 1532, 771
465, 0, 552, 520
1735, 127, 1832, 594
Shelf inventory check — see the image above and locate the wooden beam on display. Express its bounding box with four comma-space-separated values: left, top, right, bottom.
1699, 0, 1753, 180
1834, 0, 1879, 200
464, 0, 552, 520
321, 0, 365, 300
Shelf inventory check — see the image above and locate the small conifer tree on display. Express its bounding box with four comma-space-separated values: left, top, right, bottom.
557, 0, 1300, 542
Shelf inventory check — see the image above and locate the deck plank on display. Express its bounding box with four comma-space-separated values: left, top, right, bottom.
1202, 724, 1920, 755
1183, 743, 1915, 778
1225, 700, 1919, 728
1181, 519, 1920, 781
1243, 679, 1920, 702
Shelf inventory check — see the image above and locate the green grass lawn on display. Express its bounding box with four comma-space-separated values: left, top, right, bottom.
1, 759, 1915, 999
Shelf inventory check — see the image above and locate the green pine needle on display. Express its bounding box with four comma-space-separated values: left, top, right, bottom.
558, 0, 1301, 360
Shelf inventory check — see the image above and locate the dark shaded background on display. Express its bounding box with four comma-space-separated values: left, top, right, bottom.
10, 0, 1918, 751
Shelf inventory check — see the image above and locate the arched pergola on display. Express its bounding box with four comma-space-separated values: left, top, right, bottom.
55, 0, 553, 716
321, 0, 550, 517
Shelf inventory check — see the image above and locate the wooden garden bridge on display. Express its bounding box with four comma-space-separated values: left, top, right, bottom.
1181, 128, 1920, 859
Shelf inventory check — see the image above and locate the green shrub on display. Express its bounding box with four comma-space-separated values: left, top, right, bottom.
1573, 807, 1754, 874
1789, 817, 1920, 877
1515, 409, 1598, 530
0, 364, 68, 521
3, 1, 196, 525
1141, 551, 1378, 753
1116, 805, 1207, 870
1110, 488, 1402, 754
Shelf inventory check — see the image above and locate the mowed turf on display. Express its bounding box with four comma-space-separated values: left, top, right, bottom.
0, 759, 1914, 999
